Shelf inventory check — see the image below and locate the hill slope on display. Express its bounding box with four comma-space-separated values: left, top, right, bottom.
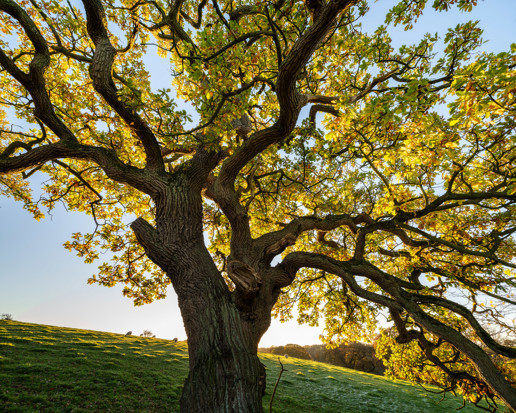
0, 321, 495, 412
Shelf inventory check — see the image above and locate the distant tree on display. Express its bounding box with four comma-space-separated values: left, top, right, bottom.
303, 343, 385, 375
0, 0, 515, 411
142, 329, 153, 337
0, 314, 13, 321
270, 344, 312, 360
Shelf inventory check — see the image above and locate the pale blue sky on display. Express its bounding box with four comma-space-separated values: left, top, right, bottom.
1, 0, 515, 346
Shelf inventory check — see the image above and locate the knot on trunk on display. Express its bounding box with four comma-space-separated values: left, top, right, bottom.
231, 114, 252, 139
228, 260, 262, 297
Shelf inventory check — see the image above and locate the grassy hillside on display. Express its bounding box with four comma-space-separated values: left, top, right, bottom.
0, 320, 498, 412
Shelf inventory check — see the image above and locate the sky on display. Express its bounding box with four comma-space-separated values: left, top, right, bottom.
1, 0, 515, 347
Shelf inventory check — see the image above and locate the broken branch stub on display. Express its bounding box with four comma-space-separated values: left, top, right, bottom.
227, 260, 262, 297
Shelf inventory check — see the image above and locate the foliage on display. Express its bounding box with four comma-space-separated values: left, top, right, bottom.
1, 0, 515, 409
0, 321, 498, 412
376, 328, 516, 410
0, 313, 13, 320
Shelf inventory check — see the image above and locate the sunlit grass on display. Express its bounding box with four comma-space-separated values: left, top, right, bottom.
0, 320, 498, 412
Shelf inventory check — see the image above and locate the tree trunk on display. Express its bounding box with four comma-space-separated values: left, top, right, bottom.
171, 244, 266, 413
132, 176, 268, 412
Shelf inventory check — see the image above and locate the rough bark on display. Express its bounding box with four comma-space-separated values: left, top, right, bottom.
173, 244, 266, 413
132, 175, 268, 412
178, 266, 266, 410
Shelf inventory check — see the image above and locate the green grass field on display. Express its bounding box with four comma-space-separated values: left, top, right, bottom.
0, 320, 502, 412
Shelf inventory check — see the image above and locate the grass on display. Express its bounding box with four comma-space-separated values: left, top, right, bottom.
0, 320, 497, 412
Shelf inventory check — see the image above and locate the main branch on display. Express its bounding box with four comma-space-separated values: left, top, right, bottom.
82, 0, 164, 171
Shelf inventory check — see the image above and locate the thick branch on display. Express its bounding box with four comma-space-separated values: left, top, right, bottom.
82, 0, 164, 171
0, 141, 158, 195
412, 293, 516, 358
276, 251, 403, 310
180, 0, 207, 28
227, 260, 262, 298
186, 146, 226, 191
256, 213, 360, 261
309, 103, 340, 127
130, 217, 168, 269
0, 0, 163, 195
276, 250, 516, 409
217, 0, 358, 186
212, 0, 358, 253
400, 298, 516, 409
148, 0, 194, 45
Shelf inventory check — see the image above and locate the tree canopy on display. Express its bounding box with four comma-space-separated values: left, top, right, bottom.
1, 0, 515, 411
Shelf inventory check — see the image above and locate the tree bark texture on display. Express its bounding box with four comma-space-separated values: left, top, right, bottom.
176, 258, 266, 412
133, 177, 267, 412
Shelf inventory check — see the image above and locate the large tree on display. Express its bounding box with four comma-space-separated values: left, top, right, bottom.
1, 0, 515, 411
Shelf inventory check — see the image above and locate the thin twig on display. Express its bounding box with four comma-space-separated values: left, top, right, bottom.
269, 357, 286, 413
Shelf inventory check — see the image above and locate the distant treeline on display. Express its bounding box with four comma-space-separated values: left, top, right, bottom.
259, 343, 385, 376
